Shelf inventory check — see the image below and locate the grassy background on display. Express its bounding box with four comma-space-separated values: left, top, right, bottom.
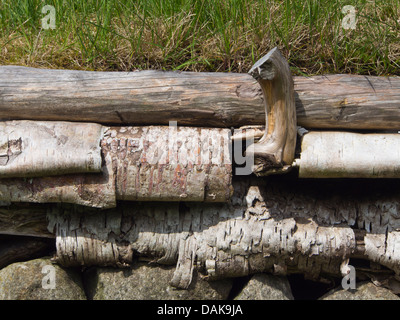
0, 0, 399, 75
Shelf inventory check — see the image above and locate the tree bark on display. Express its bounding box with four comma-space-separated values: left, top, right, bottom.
1, 67, 399, 130
0, 121, 103, 178
2, 176, 400, 288
296, 131, 400, 178
0, 125, 232, 208
103, 126, 232, 202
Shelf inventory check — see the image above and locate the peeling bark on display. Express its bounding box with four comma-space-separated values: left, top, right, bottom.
45, 177, 400, 288
0, 125, 232, 207
0, 151, 116, 209
0, 121, 103, 178
2, 178, 400, 289
102, 126, 232, 202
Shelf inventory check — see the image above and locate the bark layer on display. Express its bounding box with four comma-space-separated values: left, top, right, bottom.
44, 177, 400, 288
102, 126, 232, 202
0, 121, 103, 177
0, 125, 232, 207
297, 132, 400, 178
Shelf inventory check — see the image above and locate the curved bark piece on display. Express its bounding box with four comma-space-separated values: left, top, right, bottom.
297, 132, 400, 178
0, 151, 116, 209
0, 121, 103, 178
246, 47, 297, 176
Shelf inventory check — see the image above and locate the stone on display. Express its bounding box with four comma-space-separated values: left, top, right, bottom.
84, 262, 233, 300
0, 257, 86, 300
320, 281, 400, 300
234, 273, 294, 300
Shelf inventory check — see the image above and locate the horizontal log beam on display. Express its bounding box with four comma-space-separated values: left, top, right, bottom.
1, 67, 399, 130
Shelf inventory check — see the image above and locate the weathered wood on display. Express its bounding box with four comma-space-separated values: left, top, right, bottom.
296, 132, 400, 178
0, 204, 54, 238
246, 47, 297, 176
294, 74, 400, 130
1, 67, 400, 130
0, 121, 103, 178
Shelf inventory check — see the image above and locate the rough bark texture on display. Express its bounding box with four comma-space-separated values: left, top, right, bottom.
1, 66, 400, 130
246, 47, 297, 176
102, 126, 232, 202
0, 125, 232, 207
40, 177, 400, 288
297, 132, 400, 178
0, 121, 103, 178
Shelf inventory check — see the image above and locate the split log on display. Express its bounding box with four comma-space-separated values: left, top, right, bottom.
296, 132, 400, 178
1, 67, 400, 130
2, 177, 399, 288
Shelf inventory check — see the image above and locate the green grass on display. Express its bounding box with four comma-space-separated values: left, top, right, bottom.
0, 0, 399, 75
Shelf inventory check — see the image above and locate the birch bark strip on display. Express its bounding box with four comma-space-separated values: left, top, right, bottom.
0, 121, 104, 178
0, 151, 116, 209
47, 177, 400, 288
1, 177, 400, 288
297, 132, 400, 178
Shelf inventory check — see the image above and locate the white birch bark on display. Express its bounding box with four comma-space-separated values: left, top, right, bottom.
0, 121, 104, 177
297, 132, 400, 178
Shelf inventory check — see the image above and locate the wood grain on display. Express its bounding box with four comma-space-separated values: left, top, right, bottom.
1, 66, 399, 130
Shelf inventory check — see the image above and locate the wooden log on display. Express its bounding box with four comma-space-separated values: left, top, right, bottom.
1, 67, 400, 130
0, 204, 54, 238
296, 132, 400, 178
0, 121, 103, 178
